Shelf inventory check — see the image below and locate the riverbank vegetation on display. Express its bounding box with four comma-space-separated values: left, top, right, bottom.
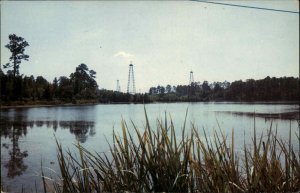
0, 63, 99, 104
1, 70, 299, 106
2, 68, 298, 106
148, 76, 299, 102
32, 110, 299, 192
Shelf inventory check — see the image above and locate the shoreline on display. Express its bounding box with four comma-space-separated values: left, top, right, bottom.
0, 100, 99, 109
1, 100, 299, 110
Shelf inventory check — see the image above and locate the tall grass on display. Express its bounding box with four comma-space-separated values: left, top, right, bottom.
46, 108, 300, 193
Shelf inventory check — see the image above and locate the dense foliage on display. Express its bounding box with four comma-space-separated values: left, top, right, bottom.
0, 63, 99, 103
2, 70, 298, 104
148, 77, 299, 102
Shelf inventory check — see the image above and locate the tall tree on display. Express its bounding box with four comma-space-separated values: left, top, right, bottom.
3, 34, 29, 79
166, 85, 172, 93
3, 34, 29, 99
71, 63, 98, 99
53, 77, 59, 98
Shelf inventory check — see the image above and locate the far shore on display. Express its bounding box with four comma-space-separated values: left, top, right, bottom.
0, 100, 98, 109
1, 100, 299, 110
0, 103, 95, 109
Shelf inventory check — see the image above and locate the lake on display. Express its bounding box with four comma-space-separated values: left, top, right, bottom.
1, 102, 299, 192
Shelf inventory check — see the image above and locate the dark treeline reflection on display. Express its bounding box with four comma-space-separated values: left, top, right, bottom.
1, 118, 28, 178
1, 119, 95, 143
59, 121, 95, 143
1, 119, 95, 178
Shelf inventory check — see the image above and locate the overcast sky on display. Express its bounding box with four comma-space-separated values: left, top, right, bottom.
1, 1, 299, 93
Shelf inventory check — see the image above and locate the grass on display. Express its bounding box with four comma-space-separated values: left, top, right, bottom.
40, 107, 300, 193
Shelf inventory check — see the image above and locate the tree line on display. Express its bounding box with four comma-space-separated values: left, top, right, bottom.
0, 63, 98, 103
148, 77, 299, 102
0, 67, 150, 104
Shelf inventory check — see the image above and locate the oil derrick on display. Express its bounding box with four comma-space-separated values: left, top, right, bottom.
116, 80, 121, 92
188, 70, 195, 99
189, 70, 194, 85
127, 62, 136, 94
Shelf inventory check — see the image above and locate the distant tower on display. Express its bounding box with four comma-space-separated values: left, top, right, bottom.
116, 80, 121, 92
127, 62, 136, 94
189, 71, 194, 85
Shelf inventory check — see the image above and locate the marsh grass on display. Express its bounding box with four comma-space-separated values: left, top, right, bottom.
44, 108, 300, 193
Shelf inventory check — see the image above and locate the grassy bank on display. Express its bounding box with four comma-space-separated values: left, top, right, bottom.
38, 108, 299, 193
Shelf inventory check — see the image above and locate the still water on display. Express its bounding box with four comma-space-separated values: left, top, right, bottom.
1, 102, 299, 192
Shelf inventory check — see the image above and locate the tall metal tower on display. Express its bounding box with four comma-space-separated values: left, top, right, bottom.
189, 70, 194, 85
127, 62, 136, 94
116, 80, 121, 92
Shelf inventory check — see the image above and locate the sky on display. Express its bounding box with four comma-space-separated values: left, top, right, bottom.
1, 1, 299, 93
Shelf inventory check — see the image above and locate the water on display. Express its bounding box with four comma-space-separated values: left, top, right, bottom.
1, 102, 299, 192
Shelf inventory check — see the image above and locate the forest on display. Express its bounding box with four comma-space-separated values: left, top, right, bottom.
0, 34, 299, 105
1, 68, 299, 104
148, 76, 299, 102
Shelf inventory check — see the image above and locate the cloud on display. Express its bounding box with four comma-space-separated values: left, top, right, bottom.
114, 51, 134, 59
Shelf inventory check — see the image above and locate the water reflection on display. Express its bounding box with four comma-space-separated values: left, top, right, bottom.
59, 121, 95, 143
1, 119, 28, 178
1, 119, 95, 178
1, 119, 95, 142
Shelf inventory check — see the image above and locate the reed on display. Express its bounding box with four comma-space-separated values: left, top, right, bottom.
46, 108, 300, 193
